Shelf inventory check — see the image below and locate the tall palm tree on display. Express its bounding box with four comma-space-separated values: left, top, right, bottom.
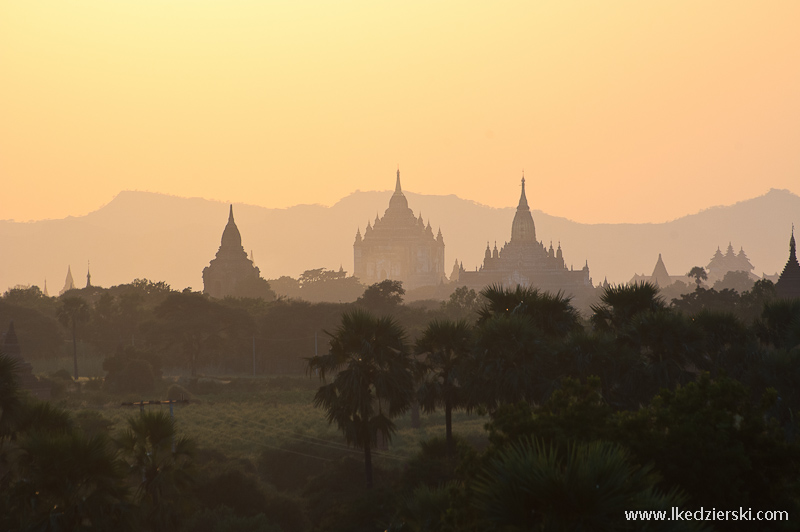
468, 313, 547, 409
116, 411, 195, 532
478, 284, 581, 339
308, 309, 415, 488
591, 281, 666, 333
57, 296, 90, 380
415, 319, 472, 457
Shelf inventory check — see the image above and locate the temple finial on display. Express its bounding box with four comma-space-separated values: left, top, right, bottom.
395, 167, 402, 194
228, 204, 234, 222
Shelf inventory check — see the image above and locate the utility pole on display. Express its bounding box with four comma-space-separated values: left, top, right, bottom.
253, 335, 256, 376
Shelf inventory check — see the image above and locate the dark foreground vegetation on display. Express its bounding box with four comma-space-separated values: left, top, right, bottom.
1, 278, 800, 531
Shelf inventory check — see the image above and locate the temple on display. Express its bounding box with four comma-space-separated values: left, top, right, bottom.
203, 205, 269, 298
353, 169, 446, 290
629, 254, 689, 287
59, 266, 75, 295
706, 243, 756, 282
458, 177, 591, 291
775, 226, 800, 299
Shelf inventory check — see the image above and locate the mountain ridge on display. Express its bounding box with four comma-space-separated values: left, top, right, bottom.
1, 188, 797, 295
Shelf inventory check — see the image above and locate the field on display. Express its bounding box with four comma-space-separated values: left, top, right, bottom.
32, 359, 490, 467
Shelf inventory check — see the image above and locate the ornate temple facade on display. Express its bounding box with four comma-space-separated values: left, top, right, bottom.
775, 227, 800, 299
353, 170, 446, 290
458, 177, 591, 291
203, 206, 264, 298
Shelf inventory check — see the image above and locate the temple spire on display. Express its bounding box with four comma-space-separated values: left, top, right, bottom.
228, 204, 234, 223
791, 224, 797, 261
518, 175, 529, 211
86, 260, 91, 288
395, 167, 402, 194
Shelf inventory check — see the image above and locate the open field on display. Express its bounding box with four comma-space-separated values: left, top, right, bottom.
37, 372, 490, 466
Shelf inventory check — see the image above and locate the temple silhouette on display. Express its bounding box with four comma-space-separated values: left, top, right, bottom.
706, 243, 756, 282
203, 205, 268, 298
775, 226, 800, 299
353, 169, 446, 290
457, 176, 591, 291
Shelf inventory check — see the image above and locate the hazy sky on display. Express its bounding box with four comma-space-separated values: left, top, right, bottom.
2, 2, 798, 224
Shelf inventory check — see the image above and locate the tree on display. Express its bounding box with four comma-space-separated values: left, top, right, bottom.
307, 309, 415, 488
151, 292, 246, 376
591, 281, 666, 333
356, 280, 405, 312
0, 353, 22, 444
472, 438, 687, 532
117, 411, 195, 532
415, 319, 472, 456
478, 284, 581, 339
4, 431, 133, 531
442, 286, 480, 319
57, 296, 90, 380
687, 266, 708, 289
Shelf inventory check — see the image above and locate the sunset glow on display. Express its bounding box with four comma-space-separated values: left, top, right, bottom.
2, 1, 798, 223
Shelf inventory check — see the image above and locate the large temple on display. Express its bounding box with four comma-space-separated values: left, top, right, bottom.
458, 177, 591, 291
353, 170, 446, 290
203, 206, 270, 299
775, 226, 800, 299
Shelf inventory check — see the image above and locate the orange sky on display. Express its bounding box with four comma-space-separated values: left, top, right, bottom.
2, 1, 798, 224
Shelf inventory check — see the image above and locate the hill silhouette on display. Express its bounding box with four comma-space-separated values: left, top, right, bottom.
1, 188, 797, 295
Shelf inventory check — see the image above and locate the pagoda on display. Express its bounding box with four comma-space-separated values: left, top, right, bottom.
775, 226, 800, 299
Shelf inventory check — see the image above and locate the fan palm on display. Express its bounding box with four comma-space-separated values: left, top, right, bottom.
472, 438, 691, 532
478, 284, 581, 339
308, 309, 415, 488
116, 411, 195, 532
415, 319, 472, 456
5, 430, 133, 531
591, 282, 666, 333
57, 296, 90, 380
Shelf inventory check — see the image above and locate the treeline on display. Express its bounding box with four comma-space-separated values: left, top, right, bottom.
303, 281, 800, 530
0, 279, 478, 388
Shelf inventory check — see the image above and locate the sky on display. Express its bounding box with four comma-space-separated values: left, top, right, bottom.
1, 1, 799, 224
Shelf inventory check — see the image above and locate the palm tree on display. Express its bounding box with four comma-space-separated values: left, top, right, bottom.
591, 281, 666, 333
57, 296, 90, 380
308, 309, 415, 488
116, 411, 195, 532
415, 319, 472, 457
468, 313, 547, 409
5, 430, 133, 531
472, 438, 688, 531
478, 284, 581, 339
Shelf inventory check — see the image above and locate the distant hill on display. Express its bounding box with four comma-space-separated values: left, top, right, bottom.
1, 188, 798, 295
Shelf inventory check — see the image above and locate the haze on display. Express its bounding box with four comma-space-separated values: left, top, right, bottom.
2, 2, 799, 224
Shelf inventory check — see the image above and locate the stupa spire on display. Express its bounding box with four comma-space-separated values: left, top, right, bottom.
395, 166, 402, 194
517, 175, 529, 211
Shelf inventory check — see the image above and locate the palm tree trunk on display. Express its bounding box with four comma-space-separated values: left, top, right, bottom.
445, 400, 453, 457
72, 319, 78, 381
364, 439, 373, 489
